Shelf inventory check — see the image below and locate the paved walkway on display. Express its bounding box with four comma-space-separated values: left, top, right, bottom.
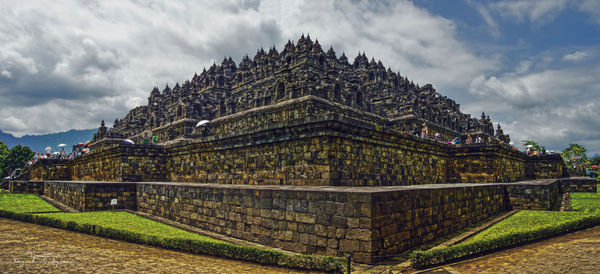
0, 218, 317, 273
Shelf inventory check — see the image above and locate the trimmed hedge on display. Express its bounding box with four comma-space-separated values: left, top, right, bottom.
410, 214, 600, 268
0, 210, 345, 272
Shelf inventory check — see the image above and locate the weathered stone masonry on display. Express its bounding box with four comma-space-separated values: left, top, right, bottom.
134, 182, 510, 263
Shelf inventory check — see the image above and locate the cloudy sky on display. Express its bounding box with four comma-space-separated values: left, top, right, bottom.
0, 0, 599, 155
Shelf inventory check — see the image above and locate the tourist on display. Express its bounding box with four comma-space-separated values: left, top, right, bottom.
466, 135, 473, 144
60, 148, 66, 159
152, 135, 158, 144
450, 137, 458, 144
420, 123, 428, 138
475, 136, 482, 144
44, 145, 52, 158
434, 133, 440, 142
412, 126, 419, 137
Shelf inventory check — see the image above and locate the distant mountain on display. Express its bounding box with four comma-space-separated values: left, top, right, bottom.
0, 129, 96, 153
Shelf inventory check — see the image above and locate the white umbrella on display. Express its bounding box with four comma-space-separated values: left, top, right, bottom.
123, 139, 135, 144
526, 145, 533, 148
196, 120, 210, 127
58, 144, 67, 147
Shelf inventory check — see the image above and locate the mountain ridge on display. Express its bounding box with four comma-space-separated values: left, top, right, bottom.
0, 129, 96, 153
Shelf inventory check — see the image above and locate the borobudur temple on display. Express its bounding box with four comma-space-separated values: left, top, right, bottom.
21, 36, 585, 264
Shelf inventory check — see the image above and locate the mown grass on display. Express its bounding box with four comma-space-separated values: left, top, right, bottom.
461, 210, 596, 245
0, 194, 60, 213
571, 192, 600, 212
36, 211, 224, 243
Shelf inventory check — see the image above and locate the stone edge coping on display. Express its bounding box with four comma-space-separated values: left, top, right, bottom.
31, 178, 594, 194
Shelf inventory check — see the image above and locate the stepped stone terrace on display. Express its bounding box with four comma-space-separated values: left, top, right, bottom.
19, 36, 591, 263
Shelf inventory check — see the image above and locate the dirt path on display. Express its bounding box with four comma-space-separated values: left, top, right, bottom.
445, 225, 600, 273
0, 218, 318, 273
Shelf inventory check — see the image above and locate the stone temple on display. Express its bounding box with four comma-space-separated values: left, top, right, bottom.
18, 36, 593, 264
94, 34, 509, 146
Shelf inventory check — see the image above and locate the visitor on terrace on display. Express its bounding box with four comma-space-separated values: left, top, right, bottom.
44, 145, 52, 158
420, 123, 428, 138
466, 135, 473, 144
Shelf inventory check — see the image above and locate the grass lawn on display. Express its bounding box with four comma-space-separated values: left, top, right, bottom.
0, 194, 60, 213
36, 211, 224, 243
462, 188, 600, 245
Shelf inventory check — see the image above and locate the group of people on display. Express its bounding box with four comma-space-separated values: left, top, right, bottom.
28, 143, 92, 166
464, 134, 483, 144
402, 123, 486, 146
142, 135, 159, 145
526, 147, 547, 156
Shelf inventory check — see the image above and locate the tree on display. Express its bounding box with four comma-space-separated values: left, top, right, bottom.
561, 143, 589, 176
591, 154, 600, 166
522, 140, 543, 152
1, 145, 34, 178
0, 141, 8, 178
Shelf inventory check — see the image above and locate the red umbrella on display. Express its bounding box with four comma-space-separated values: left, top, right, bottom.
592, 165, 599, 170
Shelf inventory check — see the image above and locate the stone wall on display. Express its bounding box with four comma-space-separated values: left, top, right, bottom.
505, 179, 560, 210
44, 181, 136, 211
370, 184, 508, 261
447, 145, 527, 184
30, 103, 565, 187
526, 154, 567, 179
167, 132, 331, 186
136, 182, 511, 263
35, 178, 588, 263
558, 177, 598, 193
71, 142, 166, 182
30, 159, 72, 181
8, 180, 44, 194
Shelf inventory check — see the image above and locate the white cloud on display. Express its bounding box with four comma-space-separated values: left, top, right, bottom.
563, 51, 588, 61
467, 0, 501, 38
492, 0, 568, 24
468, 63, 600, 153
578, 0, 600, 24
1, 70, 11, 78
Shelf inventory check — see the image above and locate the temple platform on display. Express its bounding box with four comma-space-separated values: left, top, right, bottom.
7, 177, 596, 263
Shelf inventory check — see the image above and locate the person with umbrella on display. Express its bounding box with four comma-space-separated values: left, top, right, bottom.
58, 144, 67, 159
